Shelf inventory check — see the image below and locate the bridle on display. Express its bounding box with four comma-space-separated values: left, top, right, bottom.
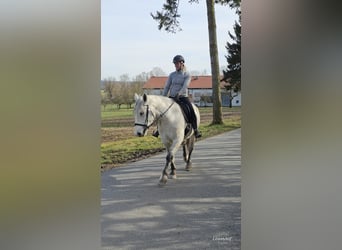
134, 102, 175, 134
134, 104, 154, 134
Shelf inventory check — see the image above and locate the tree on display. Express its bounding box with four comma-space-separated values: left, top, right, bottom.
119, 74, 130, 82
113, 83, 124, 109
101, 91, 111, 111
102, 76, 147, 109
200, 94, 213, 107
150, 67, 167, 76
134, 72, 150, 82
221, 0, 241, 105
103, 77, 116, 104
121, 82, 131, 108
130, 80, 146, 95
151, 0, 237, 124
205, 0, 222, 124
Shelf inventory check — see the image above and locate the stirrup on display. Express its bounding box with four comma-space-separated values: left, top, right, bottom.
184, 124, 191, 136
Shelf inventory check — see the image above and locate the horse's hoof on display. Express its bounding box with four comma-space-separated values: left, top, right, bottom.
185, 163, 192, 171
158, 180, 167, 186
158, 181, 166, 187
169, 174, 177, 179
159, 174, 168, 185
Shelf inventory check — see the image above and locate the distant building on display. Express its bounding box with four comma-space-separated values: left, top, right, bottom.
143, 76, 241, 107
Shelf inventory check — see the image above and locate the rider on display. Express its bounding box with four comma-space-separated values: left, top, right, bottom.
152, 55, 202, 138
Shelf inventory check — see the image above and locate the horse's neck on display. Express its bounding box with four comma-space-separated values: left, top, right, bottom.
150, 96, 177, 118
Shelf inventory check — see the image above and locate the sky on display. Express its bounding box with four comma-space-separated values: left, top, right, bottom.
101, 0, 238, 80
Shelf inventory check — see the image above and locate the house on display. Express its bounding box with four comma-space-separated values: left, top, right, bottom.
143, 75, 241, 107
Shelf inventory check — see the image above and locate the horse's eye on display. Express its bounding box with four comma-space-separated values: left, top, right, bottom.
139, 111, 144, 116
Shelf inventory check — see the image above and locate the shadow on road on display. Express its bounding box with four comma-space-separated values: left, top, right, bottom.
101, 129, 241, 250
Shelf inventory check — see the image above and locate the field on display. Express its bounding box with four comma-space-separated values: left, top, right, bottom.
101, 105, 241, 171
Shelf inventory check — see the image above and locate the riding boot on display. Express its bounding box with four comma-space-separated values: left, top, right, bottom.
184, 124, 191, 136
152, 130, 159, 137
194, 129, 202, 138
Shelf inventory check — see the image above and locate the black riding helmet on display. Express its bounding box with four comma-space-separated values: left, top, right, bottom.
173, 55, 185, 64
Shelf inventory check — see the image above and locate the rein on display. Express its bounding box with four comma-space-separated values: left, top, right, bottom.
134, 102, 175, 132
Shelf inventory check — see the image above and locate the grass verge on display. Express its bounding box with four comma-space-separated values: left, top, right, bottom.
101, 116, 240, 170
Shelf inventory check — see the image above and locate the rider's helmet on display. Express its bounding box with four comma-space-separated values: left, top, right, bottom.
173, 55, 185, 64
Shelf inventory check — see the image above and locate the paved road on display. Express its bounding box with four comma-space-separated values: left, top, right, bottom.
101, 129, 241, 250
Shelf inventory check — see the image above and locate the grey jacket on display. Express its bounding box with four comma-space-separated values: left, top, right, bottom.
162, 70, 191, 97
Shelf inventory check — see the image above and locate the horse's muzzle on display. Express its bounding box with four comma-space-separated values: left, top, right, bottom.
137, 132, 144, 137
134, 127, 147, 137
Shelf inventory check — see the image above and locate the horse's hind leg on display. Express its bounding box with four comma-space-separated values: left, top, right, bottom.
183, 142, 189, 163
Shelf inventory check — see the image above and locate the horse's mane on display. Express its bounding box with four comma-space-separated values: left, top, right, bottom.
134, 94, 175, 113
143, 94, 175, 106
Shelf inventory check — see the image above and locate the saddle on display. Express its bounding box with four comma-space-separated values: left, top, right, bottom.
172, 98, 193, 137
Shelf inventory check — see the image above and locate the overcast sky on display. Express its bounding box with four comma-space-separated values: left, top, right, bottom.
101, 0, 238, 80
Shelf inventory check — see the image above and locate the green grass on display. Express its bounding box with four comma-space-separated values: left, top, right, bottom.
101, 136, 164, 166
200, 118, 241, 138
101, 106, 134, 119
101, 116, 241, 169
198, 106, 240, 114
100, 105, 241, 169
101, 106, 240, 119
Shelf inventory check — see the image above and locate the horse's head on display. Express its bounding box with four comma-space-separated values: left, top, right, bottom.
133, 93, 153, 137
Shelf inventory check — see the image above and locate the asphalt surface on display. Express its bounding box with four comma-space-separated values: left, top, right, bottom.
101, 128, 241, 250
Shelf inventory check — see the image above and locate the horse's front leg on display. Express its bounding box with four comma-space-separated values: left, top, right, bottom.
159, 137, 182, 185
169, 155, 177, 179
159, 152, 172, 185
168, 139, 183, 179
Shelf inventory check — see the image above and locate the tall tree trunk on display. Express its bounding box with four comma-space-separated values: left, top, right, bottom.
206, 0, 223, 124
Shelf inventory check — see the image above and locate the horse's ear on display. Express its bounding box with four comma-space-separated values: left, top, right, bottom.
143, 93, 147, 102
134, 93, 139, 101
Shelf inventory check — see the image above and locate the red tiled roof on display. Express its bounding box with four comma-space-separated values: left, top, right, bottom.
143, 76, 168, 89
143, 75, 226, 89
